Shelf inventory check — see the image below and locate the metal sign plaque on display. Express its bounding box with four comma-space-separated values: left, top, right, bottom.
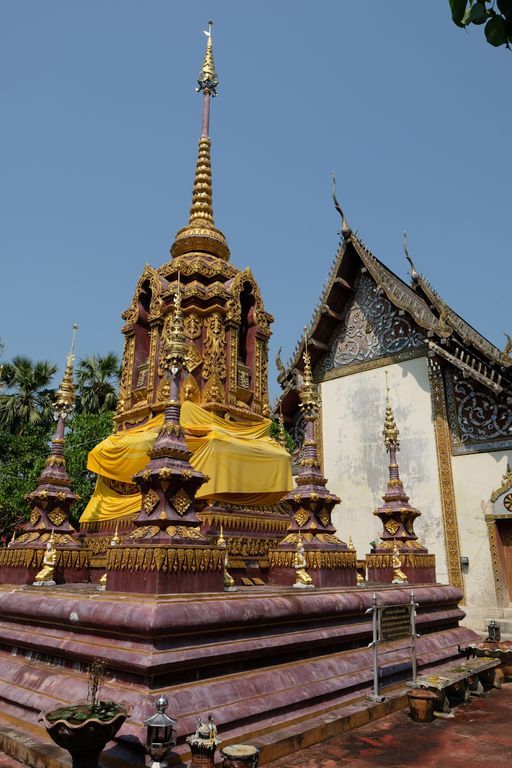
379, 605, 411, 642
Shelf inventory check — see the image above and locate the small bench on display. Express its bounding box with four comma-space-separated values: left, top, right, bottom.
408, 657, 501, 712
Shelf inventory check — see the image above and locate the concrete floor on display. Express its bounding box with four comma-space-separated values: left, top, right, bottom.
268, 684, 512, 767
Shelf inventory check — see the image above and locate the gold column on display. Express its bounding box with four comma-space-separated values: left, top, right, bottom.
428, 356, 464, 595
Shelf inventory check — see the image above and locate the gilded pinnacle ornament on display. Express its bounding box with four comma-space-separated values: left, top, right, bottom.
197, 21, 218, 96
54, 323, 78, 418
299, 330, 319, 418
383, 372, 399, 451
171, 20, 230, 261
161, 275, 188, 377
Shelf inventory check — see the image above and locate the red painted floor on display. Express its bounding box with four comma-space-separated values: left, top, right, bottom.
268, 685, 512, 767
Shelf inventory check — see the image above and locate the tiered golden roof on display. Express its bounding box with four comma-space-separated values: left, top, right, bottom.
54, 323, 78, 417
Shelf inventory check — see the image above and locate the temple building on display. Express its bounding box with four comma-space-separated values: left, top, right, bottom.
278, 195, 512, 629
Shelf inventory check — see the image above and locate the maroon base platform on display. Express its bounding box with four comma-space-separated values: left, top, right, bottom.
0, 582, 475, 766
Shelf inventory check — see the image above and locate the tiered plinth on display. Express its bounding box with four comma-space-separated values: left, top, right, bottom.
0, 582, 475, 767
106, 397, 224, 594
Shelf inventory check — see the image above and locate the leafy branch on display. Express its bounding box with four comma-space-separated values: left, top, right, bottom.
450, 0, 512, 47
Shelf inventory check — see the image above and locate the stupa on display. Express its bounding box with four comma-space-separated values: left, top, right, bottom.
365, 376, 436, 583
0, 325, 89, 585
269, 333, 357, 587
79, 22, 293, 581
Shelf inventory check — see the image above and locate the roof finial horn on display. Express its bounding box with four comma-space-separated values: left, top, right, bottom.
332, 172, 351, 240
403, 229, 419, 284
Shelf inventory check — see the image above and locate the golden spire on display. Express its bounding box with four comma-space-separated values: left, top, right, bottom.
171, 22, 230, 262
217, 523, 226, 548
54, 323, 78, 417
299, 329, 319, 416
382, 372, 400, 451
197, 21, 218, 96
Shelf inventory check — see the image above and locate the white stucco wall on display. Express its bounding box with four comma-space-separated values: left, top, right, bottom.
320, 355, 449, 583
451, 450, 511, 625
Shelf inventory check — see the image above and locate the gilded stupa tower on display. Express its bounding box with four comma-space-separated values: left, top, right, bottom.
117, 22, 273, 424
80, 25, 292, 580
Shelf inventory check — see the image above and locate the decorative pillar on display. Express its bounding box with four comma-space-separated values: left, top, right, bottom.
365, 375, 436, 584
269, 333, 356, 588
0, 325, 89, 585
106, 283, 224, 594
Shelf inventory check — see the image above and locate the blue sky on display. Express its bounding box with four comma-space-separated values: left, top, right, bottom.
1, 2, 510, 400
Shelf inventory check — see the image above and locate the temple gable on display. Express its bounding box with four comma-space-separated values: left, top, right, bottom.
318, 272, 425, 376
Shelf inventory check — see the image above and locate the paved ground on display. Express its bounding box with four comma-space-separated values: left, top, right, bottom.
268, 684, 512, 767
0, 685, 511, 767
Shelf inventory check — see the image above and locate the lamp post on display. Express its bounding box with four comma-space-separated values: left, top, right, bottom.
143, 695, 177, 768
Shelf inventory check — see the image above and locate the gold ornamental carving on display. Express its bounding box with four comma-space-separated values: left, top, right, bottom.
269, 550, 356, 570
29, 511, 40, 526
48, 509, 67, 527
384, 520, 400, 536
184, 312, 203, 339
318, 510, 331, 528
143, 489, 159, 515
172, 488, 191, 516
428, 358, 464, 595
181, 373, 201, 404
107, 545, 223, 574
366, 553, 436, 570
486, 517, 506, 607
185, 342, 202, 373
294, 508, 310, 528
203, 374, 224, 404
202, 313, 227, 381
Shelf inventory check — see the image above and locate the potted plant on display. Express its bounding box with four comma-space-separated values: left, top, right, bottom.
39, 659, 132, 768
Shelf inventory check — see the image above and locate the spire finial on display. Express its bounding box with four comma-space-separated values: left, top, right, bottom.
299, 328, 319, 416
162, 272, 187, 377
54, 323, 78, 418
383, 371, 400, 451
197, 21, 218, 99
170, 22, 230, 262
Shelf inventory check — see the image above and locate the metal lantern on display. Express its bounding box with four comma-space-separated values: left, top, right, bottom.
486, 619, 501, 643
143, 695, 177, 768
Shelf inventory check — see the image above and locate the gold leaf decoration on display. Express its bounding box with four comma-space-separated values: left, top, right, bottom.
143, 489, 159, 514
294, 508, 310, 528
172, 488, 191, 516
48, 509, 66, 527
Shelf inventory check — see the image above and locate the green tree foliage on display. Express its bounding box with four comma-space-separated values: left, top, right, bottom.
64, 411, 114, 525
0, 357, 57, 434
76, 354, 120, 414
450, 0, 512, 47
269, 418, 296, 455
0, 425, 50, 540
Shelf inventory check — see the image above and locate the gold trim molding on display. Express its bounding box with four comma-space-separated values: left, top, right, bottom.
485, 517, 507, 606
269, 550, 356, 570
428, 357, 464, 595
318, 346, 427, 383
366, 553, 436, 569
107, 545, 223, 574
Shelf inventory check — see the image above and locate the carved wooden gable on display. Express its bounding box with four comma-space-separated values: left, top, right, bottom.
445, 369, 512, 454
317, 272, 425, 376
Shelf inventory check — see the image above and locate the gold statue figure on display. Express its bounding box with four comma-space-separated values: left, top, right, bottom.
33, 535, 57, 586
217, 524, 237, 591
391, 542, 408, 584
293, 534, 314, 589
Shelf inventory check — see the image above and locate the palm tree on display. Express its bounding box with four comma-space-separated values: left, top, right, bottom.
0, 357, 57, 434
76, 353, 120, 414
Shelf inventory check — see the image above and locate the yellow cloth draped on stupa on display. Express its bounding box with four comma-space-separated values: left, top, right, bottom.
80, 401, 293, 523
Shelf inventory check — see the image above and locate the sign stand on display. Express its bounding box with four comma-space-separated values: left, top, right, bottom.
366, 590, 419, 702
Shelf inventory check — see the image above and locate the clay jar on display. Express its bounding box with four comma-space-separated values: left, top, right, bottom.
221, 743, 260, 768
407, 689, 436, 723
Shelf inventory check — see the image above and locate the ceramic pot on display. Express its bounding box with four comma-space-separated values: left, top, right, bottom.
407, 689, 436, 723
39, 703, 132, 768
220, 743, 260, 768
